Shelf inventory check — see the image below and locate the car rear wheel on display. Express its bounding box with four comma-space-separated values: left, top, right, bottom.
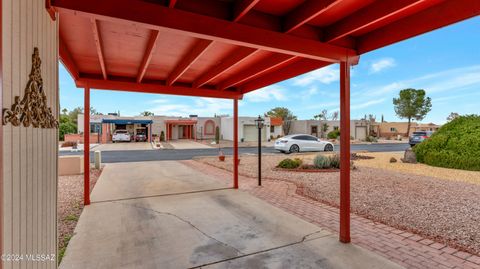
289, 144, 300, 153
324, 144, 333, 151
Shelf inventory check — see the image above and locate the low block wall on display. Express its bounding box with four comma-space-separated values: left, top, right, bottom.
64, 133, 101, 143
59, 155, 84, 176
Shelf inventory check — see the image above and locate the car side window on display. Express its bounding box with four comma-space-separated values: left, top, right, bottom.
308, 136, 318, 141
292, 136, 303, 140
295, 135, 312, 140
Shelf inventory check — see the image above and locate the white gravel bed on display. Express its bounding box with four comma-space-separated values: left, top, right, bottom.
197, 154, 480, 254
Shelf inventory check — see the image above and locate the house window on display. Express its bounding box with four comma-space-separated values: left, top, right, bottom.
270, 125, 275, 133
204, 120, 215, 135
390, 127, 397, 132
311, 125, 318, 134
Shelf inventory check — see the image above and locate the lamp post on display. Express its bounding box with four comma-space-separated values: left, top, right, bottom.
255, 116, 265, 186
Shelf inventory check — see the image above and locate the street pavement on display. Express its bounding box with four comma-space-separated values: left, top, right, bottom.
59, 143, 409, 163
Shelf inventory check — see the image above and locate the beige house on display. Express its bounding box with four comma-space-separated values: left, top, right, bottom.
378, 122, 441, 138
289, 120, 371, 140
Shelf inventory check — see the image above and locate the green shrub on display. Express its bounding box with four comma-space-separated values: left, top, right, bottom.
215, 126, 220, 144
277, 158, 302, 169
314, 154, 331, 169
327, 129, 340, 139
413, 115, 480, 171
160, 131, 165, 142
366, 136, 378, 142
329, 154, 341, 169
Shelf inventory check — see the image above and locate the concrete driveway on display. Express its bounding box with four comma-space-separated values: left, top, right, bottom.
60, 161, 403, 269
168, 140, 213, 149
94, 142, 153, 151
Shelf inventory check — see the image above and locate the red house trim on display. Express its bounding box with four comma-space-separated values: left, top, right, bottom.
203, 120, 215, 135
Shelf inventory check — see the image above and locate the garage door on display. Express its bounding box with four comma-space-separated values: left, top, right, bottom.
243, 125, 266, 142
355, 126, 367, 141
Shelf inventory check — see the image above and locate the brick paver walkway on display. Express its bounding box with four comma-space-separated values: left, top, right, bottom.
183, 160, 480, 269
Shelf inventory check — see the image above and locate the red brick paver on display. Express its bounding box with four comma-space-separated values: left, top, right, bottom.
183, 160, 480, 269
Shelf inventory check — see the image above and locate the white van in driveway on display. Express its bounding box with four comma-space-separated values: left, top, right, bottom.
112, 130, 131, 143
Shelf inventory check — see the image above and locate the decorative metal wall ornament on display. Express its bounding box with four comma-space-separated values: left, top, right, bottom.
2, 48, 58, 128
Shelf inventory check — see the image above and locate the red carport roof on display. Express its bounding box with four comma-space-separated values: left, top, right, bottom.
51, 0, 480, 99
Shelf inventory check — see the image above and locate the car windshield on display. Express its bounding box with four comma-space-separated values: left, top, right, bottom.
412, 132, 426, 136
115, 130, 127, 134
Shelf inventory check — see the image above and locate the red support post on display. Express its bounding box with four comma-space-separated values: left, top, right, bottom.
233, 99, 239, 189
339, 61, 351, 243
84, 87, 91, 206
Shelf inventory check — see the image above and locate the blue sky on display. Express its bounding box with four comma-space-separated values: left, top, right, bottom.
59, 17, 480, 124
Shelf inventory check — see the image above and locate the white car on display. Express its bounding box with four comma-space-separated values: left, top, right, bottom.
274, 134, 334, 153
112, 130, 131, 143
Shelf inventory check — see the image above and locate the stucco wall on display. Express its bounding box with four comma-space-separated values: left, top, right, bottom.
290, 120, 365, 139
221, 117, 271, 141
2, 1, 58, 268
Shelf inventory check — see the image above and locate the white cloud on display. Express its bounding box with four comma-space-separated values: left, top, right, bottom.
292, 66, 339, 86
369, 58, 396, 74
350, 98, 386, 110
244, 85, 287, 103
150, 98, 169, 104
148, 97, 232, 117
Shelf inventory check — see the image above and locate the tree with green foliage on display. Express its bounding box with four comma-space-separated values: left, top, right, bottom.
59, 114, 77, 141
68, 107, 83, 125
446, 112, 460, 122
140, 111, 154, 116
266, 107, 297, 135
393, 88, 432, 137
321, 123, 329, 138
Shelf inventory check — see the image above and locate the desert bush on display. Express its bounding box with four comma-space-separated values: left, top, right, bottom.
366, 136, 378, 142
314, 154, 331, 169
160, 131, 165, 142
277, 158, 302, 169
329, 154, 341, 169
61, 141, 77, 148
327, 129, 340, 139
215, 126, 220, 144
413, 115, 480, 171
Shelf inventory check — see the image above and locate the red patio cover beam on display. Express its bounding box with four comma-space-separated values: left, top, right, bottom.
240, 59, 329, 94
357, 0, 480, 53
217, 53, 297, 90
233, 0, 260, 22
51, 0, 357, 62
168, 0, 177, 8
193, 47, 258, 88
137, 30, 160, 83
76, 78, 242, 99
323, 0, 440, 43
283, 0, 338, 33
91, 19, 108, 80
167, 39, 213, 86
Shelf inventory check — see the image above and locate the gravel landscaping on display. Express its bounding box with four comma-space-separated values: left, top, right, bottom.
355, 152, 480, 185
57, 167, 102, 263
196, 154, 480, 254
